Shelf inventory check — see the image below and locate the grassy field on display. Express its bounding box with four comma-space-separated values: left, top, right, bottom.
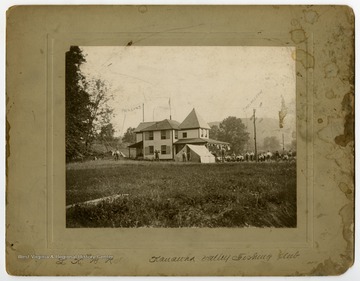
66, 160, 296, 228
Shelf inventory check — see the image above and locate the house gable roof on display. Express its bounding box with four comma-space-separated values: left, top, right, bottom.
134, 122, 157, 133
174, 138, 229, 145
141, 119, 180, 132
179, 108, 211, 129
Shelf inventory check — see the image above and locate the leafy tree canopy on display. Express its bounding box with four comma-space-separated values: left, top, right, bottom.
215, 117, 250, 154
66, 46, 91, 161
66, 46, 114, 162
122, 127, 136, 144
209, 125, 220, 140
99, 123, 115, 142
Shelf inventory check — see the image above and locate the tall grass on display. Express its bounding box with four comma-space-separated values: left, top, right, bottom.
66, 161, 296, 228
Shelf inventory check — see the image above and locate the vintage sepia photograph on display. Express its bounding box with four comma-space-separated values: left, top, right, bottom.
65, 46, 297, 228
5, 4, 355, 277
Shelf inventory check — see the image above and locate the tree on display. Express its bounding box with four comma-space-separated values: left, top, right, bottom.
263, 136, 281, 152
84, 78, 114, 147
97, 123, 115, 152
122, 127, 136, 144
99, 123, 115, 141
65, 46, 114, 162
209, 125, 220, 140
216, 117, 250, 154
65, 46, 92, 161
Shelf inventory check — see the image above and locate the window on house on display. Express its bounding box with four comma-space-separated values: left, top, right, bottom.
161, 145, 170, 154
145, 132, 153, 140
161, 145, 166, 154
201, 129, 203, 137
183, 132, 187, 138
161, 130, 169, 139
205, 130, 208, 138
175, 131, 178, 139
145, 146, 154, 155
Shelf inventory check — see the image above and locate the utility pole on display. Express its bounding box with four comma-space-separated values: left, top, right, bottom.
169, 98, 172, 120
142, 103, 144, 122
253, 109, 258, 162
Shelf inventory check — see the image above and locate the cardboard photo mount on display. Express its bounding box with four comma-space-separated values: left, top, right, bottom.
6, 5, 354, 276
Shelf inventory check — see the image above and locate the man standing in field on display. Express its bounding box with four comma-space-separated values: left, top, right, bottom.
155, 150, 159, 161
182, 150, 187, 162
221, 147, 225, 162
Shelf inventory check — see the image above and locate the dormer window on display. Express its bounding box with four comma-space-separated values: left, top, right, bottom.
183, 132, 187, 138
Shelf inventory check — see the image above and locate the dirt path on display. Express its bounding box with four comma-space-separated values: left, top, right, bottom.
66, 194, 128, 209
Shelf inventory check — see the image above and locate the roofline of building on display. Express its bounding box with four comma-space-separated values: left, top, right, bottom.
178, 126, 211, 130
134, 121, 157, 133
174, 138, 229, 145
136, 118, 180, 132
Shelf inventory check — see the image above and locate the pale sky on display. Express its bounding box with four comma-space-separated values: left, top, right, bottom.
80, 46, 296, 137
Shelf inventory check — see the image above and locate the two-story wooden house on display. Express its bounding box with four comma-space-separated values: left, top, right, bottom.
129, 108, 229, 160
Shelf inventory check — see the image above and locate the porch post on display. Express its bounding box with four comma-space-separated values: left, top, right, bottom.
171, 130, 174, 160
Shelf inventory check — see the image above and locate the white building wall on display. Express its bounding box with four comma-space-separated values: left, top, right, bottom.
141, 128, 209, 160
173, 130, 179, 142
143, 130, 174, 160
172, 130, 179, 157
178, 129, 199, 139
136, 133, 143, 142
